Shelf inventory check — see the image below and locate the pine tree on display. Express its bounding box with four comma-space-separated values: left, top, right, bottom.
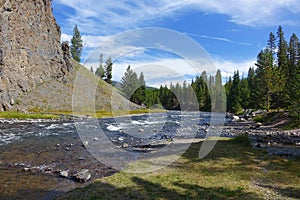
70, 25, 83, 62
104, 56, 113, 84
288, 33, 300, 112
132, 72, 146, 105
95, 54, 105, 79
267, 32, 277, 56
240, 77, 250, 110
227, 71, 241, 113
90, 67, 94, 74
255, 49, 274, 110
120, 65, 137, 98
214, 69, 226, 112
247, 67, 256, 108
277, 26, 289, 107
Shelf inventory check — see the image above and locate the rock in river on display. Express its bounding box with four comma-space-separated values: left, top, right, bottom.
73, 169, 91, 183
60, 170, 69, 178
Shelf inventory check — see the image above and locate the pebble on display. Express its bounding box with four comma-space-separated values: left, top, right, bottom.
122, 143, 129, 148
60, 170, 69, 178
82, 141, 88, 147
23, 167, 30, 172
94, 137, 99, 141
138, 129, 144, 132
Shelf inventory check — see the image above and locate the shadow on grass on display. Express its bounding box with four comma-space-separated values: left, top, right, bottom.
58, 176, 262, 200
57, 135, 300, 200
179, 135, 300, 199
0, 188, 64, 200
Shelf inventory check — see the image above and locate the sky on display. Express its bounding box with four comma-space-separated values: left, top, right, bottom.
51, 0, 300, 86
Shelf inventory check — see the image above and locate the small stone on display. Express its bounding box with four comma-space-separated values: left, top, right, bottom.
69, 143, 74, 147
123, 143, 129, 148
65, 147, 70, 151
60, 170, 69, 178
23, 167, 30, 172
82, 141, 88, 147
94, 137, 99, 141
73, 169, 91, 182
231, 115, 239, 122
138, 129, 144, 132
118, 137, 124, 141
296, 142, 300, 146
56, 144, 60, 147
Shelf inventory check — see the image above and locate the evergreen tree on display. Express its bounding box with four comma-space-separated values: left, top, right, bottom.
268, 32, 277, 56
131, 72, 146, 105
276, 26, 289, 106
120, 66, 138, 98
240, 77, 250, 110
287, 33, 300, 112
255, 49, 275, 110
70, 25, 83, 62
104, 56, 113, 84
95, 54, 105, 79
247, 67, 256, 108
214, 69, 226, 112
227, 71, 241, 113
90, 67, 94, 74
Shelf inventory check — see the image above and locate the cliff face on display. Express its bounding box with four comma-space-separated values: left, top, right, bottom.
0, 0, 72, 111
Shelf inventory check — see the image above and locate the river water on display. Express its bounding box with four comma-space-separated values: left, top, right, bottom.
0, 111, 225, 200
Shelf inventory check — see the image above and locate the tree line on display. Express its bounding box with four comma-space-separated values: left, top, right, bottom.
225, 26, 300, 117
69, 24, 300, 116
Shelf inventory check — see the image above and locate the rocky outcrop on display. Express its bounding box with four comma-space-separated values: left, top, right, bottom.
0, 0, 73, 111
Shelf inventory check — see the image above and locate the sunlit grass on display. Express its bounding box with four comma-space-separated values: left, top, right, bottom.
0, 111, 59, 119
57, 134, 300, 199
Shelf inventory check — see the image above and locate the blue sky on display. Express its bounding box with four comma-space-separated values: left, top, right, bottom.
52, 0, 300, 86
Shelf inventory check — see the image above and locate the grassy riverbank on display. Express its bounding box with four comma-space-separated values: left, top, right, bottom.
57, 134, 300, 200
0, 109, 165, 119
0, 111, 59, 119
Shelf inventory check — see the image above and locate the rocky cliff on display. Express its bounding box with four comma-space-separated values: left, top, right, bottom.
0, 0, 72, 111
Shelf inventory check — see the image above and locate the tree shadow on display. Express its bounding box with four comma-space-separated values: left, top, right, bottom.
58, 177, 263, 200
178, 138, 300, 199
0, 188, 64, 200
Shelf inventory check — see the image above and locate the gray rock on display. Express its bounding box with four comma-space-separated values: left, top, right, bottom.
82, 141, 88, 147
60, 170, 69, 178
0, 0, 73, 111
231, 115, 239, 122
123, 143, 129, 148
138, 129, 144, 132
73, 169, 91, 182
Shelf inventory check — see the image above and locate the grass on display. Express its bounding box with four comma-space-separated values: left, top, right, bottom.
0, 109, 166, 120
56, 134, 300, 200
0, 111, 59, 119
43, 109, 166, 119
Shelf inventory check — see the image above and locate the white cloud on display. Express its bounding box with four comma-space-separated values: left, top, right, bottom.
213, 57, 256, 78
85, 51, 256, 87
54, 0, 300, 35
